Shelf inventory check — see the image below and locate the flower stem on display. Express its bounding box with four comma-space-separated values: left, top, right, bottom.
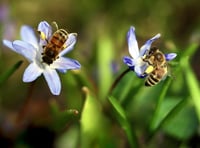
108, 68, 131, 96
16, 81, 36, 124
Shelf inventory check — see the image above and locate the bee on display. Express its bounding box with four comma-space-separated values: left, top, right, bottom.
39, 22, 69, 65
143, 47, 168, 86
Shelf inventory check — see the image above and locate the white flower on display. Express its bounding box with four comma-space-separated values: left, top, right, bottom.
3, 21, 81, 95
123, 26, 176, 78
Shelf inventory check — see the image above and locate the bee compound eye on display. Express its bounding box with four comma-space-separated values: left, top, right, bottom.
156, 53, 163, 61
149, 50, 154, 55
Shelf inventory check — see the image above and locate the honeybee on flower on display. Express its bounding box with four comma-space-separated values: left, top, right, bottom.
3, 21, 81, 95
123, 26, 177, 85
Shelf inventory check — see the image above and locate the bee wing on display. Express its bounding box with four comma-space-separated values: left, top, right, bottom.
59, 33, 77, 56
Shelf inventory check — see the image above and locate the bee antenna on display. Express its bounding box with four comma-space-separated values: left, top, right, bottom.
51, 21, 59, 30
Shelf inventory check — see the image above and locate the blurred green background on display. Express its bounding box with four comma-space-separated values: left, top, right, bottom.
0, 0, 200, 147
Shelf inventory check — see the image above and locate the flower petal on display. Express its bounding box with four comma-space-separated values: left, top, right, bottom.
43, 68, 61, 95
37, 21, 52, 40
139, 33, 161, 56
127, 26, 139, 59
134, 64, 148, 78
123, 56, 135, 67
38, 21, 52, 46
165, 53, 177, 61
20, 25, 38, 48
23, 63, 42, 82
52, 57, 81, 72
59, 33, 77, 56
57, 69, 67, 73
12, 40, 37, 62
136, 72, 147, 78
2, 40, 16, 52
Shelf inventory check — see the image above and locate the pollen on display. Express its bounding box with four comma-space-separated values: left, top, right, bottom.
63, 43, 67, 48
40, 31, 47, 40
145, 65, 154, 74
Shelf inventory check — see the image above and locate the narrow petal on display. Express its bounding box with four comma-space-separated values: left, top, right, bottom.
52, 57, 81, 72
134, 64, 148, 78
165, 53, 177, 61
43, 68, 61, 95
20, 25, 38, 48
123, 56, 135, 67
12, 40, 36, 62
127, 26, 139, 59
2, 40, 16, 52
59, 33, 77, 56
57, 69, 67, 73
37, 21, 52, 40
136, 72, 147, 78
139, 33, 161, 56
23, 63, 42, 82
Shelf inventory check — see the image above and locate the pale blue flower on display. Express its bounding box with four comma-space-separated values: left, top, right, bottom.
3, 21, 81, 95
123, 26, 177, 78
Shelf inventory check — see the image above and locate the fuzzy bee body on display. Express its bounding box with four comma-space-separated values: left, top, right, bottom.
42, 29, 68, 65
143, 47, 168, 86
145, 63, 168, 86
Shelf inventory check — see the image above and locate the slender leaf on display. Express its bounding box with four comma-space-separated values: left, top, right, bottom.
182, 43, 198, 57
80, 87, 106, 148
108, 96, 138, 148
182, 56, 200, 121
149, 77, 172, 133
163, 101, 198, 140
97, 35, 113, 101
148, 97, 187, 139
49, 99, 79, 131
0, 60, 23, 86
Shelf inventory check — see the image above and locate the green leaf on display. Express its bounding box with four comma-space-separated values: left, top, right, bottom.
149, 77, 172, 132
110, 68, 141, 103
109, 96, 127, 119
97, 35, 113, 100
49, 99, 79, 131
148, 97, 187, 137
80, 87, 107, 148
182, 43, 198, 57
108, 96, 138, 148
55, 125, 79, 148
0, 60, 23, 86
162, 102, 198, 140
182, 56, 200, 121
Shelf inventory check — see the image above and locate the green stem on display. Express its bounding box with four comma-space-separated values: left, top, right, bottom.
16, 81, 36, 123
108, 68, 131, 96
